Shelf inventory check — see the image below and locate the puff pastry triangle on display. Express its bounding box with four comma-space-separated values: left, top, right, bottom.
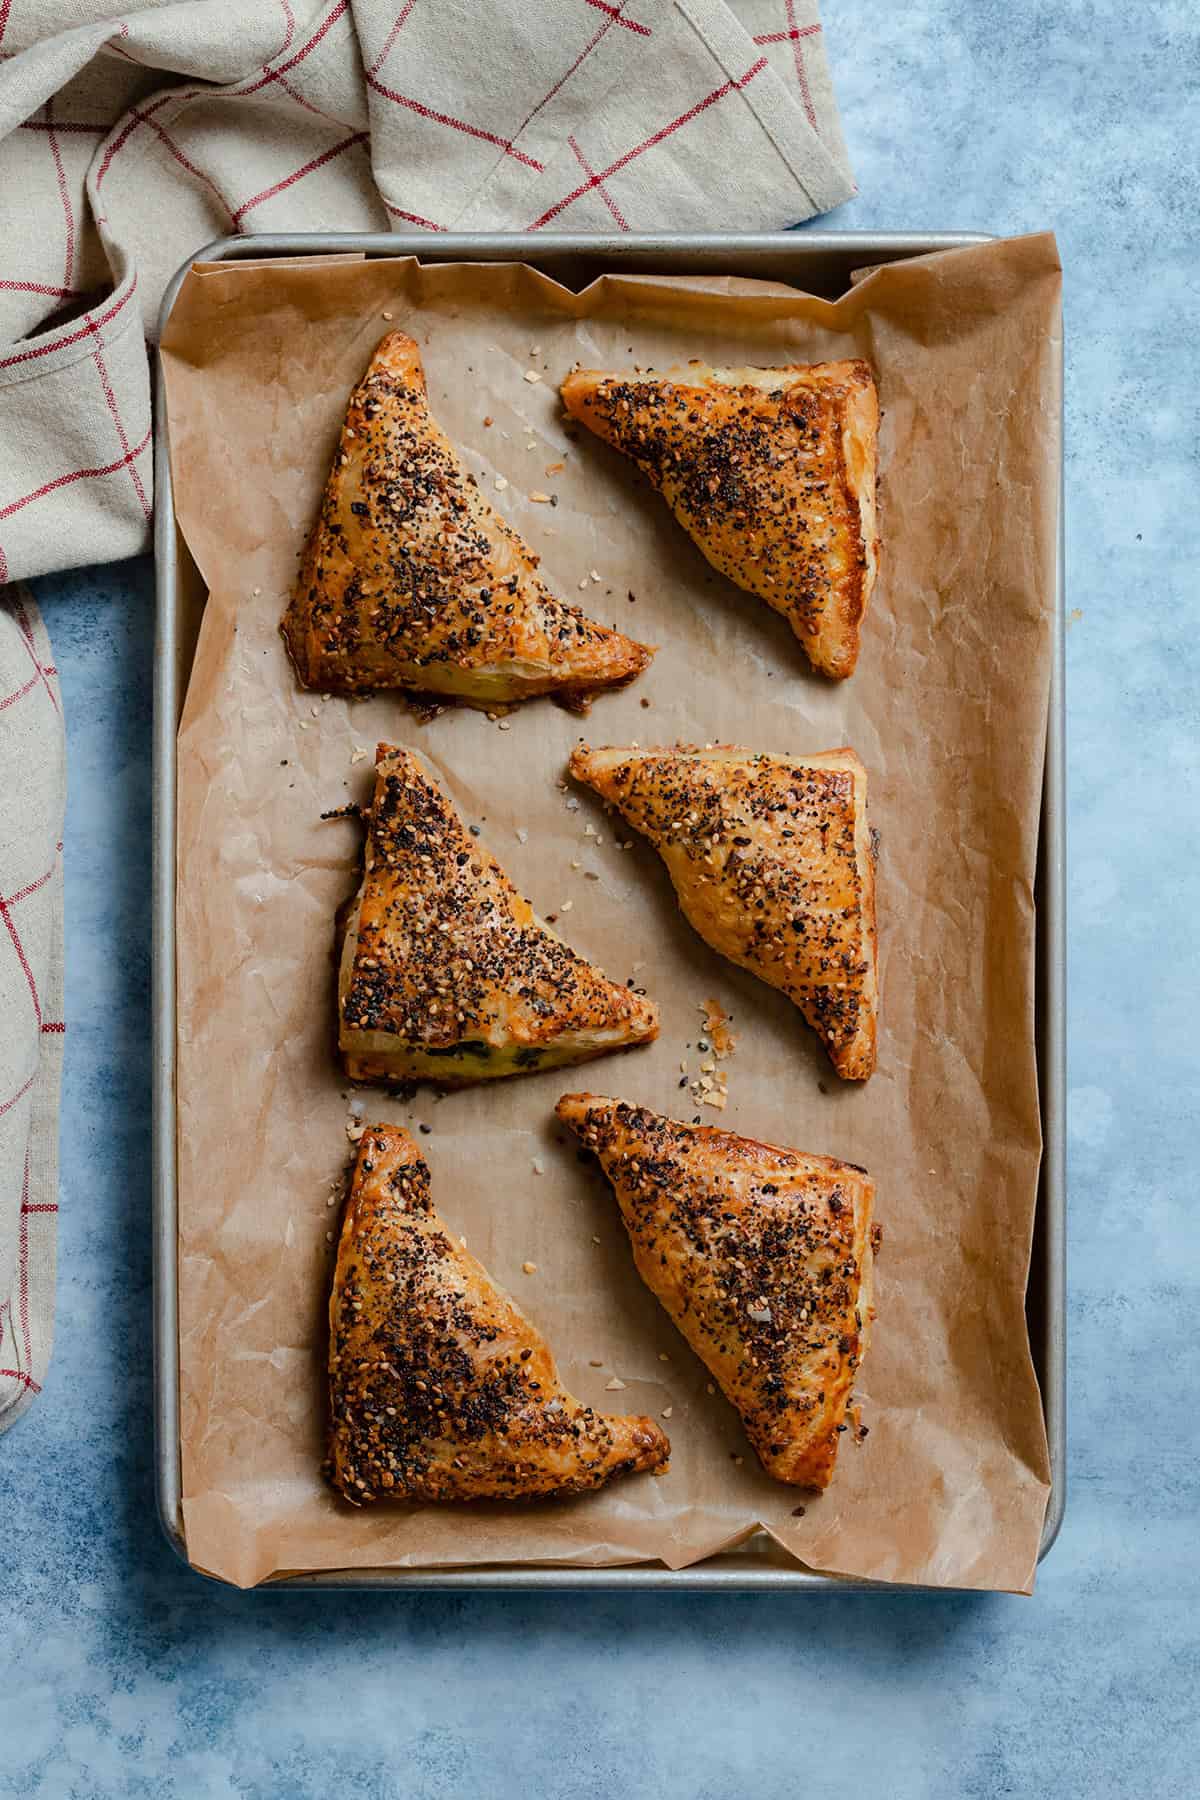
569, 743, 877, 1080
555, 1095, 877, 1489
283, 330, 653, 708
339, 745, 659, 1085
560, 359, 878, 679
328, 1123, 670, 1503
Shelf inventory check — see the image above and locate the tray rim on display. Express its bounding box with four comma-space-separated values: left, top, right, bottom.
152, 229, 1065, 1592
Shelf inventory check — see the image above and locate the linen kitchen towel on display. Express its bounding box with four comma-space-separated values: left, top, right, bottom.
0, 592, 65, 1433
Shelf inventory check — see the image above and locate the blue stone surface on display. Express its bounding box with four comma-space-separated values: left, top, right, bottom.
3, 5, 1197, 1793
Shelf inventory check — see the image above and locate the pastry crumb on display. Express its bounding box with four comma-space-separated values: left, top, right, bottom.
522, 1261, 538, 1275
381, 310, 393, 320
661, 1406, 673, 1419
531, 1158, 545, 1176
545, 460, 565, 476
494, 474, 508, 491
589, 1358, 603, 1367
701, 998, 737, 1058
523, 369, 542, 383
605, 1376, 626, 1391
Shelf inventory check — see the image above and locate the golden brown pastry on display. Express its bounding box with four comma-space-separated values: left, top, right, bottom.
339, 744, 659, 1085
569, 743, 877, 1080
282, 331, 653, 709
328, 1123, 670, 1503
560, 359, 878, 679
556, 1095, 877, 1489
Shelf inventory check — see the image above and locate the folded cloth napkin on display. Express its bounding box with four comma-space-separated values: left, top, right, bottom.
0, 0, 853, 1430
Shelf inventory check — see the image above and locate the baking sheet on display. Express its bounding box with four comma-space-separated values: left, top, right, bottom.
160, 233, 1061, 1591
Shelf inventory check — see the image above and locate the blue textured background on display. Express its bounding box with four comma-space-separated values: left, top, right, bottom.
4, 4, 1197, 1793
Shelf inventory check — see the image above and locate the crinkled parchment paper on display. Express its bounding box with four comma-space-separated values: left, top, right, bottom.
160, 234, 1060, 1590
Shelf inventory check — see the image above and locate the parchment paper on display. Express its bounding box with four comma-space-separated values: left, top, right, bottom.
161, 234, 1061, 1591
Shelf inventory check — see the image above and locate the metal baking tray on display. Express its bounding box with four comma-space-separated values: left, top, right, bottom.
153, 232, 1065, 1590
